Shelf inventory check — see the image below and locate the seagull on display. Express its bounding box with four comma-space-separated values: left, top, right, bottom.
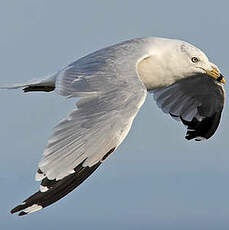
1, 37, 225, 216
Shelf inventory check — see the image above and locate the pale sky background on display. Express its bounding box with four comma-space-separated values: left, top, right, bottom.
0, 0, 229, 229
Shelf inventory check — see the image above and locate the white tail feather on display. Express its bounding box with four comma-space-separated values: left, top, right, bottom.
0, 74, 56, 90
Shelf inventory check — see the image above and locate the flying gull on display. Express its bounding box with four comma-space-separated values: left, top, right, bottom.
1, 37, 226, 216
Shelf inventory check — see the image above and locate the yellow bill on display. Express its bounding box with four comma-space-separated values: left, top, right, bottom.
206, 67, 226, 84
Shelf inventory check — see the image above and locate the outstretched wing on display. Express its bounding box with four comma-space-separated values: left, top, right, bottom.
151, 74, 225, 140
11, 50, 147, 216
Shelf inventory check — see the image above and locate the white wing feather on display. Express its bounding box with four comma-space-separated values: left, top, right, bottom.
38, 42, 147, 180
9, 39, 149, 216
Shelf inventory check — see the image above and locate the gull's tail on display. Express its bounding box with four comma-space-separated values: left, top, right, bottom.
0, 74, 56, 93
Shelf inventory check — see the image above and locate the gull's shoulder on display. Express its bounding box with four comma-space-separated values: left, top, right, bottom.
69, 37, 186, 70
70, 37, 180, 66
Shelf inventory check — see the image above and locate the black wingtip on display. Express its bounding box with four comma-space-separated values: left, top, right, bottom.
10, 160, 102, 216
18, 211, 28, 216
10, 148, 117, 216
11, 204, 27, 214
181, 111, 222, 141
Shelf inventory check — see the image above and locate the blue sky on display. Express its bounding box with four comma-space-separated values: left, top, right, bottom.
0, 0, 229, 229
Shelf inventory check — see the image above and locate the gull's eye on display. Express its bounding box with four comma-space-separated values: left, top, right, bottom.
191, 57, 199, 63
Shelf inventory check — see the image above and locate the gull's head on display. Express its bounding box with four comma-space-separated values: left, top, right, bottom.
178, 41, 225, 84
137, 38, 225, 89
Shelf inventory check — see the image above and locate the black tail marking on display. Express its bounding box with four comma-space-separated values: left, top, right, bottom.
23, 86, 55, 93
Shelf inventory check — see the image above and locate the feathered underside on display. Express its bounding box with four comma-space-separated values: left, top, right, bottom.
152, 74, 225, 141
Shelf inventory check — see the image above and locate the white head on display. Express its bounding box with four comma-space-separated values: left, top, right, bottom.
137, 38, 225, 90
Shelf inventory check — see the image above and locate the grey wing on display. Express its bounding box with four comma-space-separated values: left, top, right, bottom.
151, 74, 225, 141
11, 56, 147, 215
